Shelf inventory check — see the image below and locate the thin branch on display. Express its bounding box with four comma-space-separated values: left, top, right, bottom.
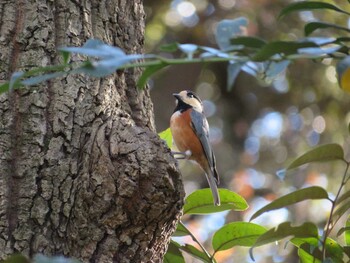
321, 161, 350, 259
178, 221, 216, 263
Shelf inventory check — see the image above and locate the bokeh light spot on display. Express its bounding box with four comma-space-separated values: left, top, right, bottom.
218, 0, 236, 10
312, 115, 326, 134
145, 23, 165, 43
299, 11, 315, 22
192, 0, 208, 12
303, 90, 316, 103
247, 168, 266, 189
203, 100, 216, 117
274, 146, 288, 164
287, 108, 304, 131
209, 126, 223, 144
203, 211, 229, 232
252, 112, 283, 138
197, 82, 215, 99
245, 197, 289, 227
164, 10, 182, 27
273, 74, 289, 93
245, 136, 260, 155
307, 130, 320, 146
181, 14, 199, 27
176, 1, 196, 17
326, 66, 337, 83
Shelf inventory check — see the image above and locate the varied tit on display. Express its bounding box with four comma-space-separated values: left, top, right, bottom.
170, 90, 220, 206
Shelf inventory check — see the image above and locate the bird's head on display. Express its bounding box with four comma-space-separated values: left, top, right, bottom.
173, 90, 203, 113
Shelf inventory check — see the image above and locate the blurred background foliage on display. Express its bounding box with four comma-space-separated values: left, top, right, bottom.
144, 0, 350, 262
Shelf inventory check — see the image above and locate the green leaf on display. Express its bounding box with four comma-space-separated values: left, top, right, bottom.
287, 143, 344, 170
241, 61, 259, 77
59, 39, 125, 58
171, 222, 216, 262
60, 50, 71, 64
305, 22, 350, 36
298, 247, 322, 263
292, 237, 322, 262
183, 188, 248, 215
343, 246, 350, 258
227, 62, 243, 91
250, 186, 329, 221
2, 254, 30, 263
279, 1, 350, 19
230, 36, 266, 49
158, 128, 173, 149
296, 46, 341, 58
178, 44, 198, 59
173, 222, 190, 237
323, 238, 344, 263
72, 61, 114, 77
302, 37, 336, 46
294, 240, 323, 263
178, 244, 213, 263
346, 216, 350, 246
22, 72, 66, 86
199, 46, 230, 58
253, 41, 318, 61
334, 201, 350, 223
160, 43, 179, 52
3, 64, 69, 91
164, 241, 185, 263
336, 189, 350, 205
337, 216, 350, 246
9, 71, 24, 90
60, 39, 145, 77
300, 243, 323, 263
0, 82, 10, 94
292, 237, 344, 263
291, 236, 319, 248
337, 226, 350, 238
215, 17, 249, 50
336, 37, 350, 44
263, 60, 290, 83
137, 63, 168, 89
25, 65, 66, 75
73, 55, 146, 77
212, 222, 267, 252
250, 222, 319, 260
291, 238, 344, 263
242, 60, 290, 85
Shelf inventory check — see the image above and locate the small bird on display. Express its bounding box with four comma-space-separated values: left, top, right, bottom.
170, 90, 220, 206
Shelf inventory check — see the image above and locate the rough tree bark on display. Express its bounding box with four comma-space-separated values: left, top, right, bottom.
0, 1, 184, 262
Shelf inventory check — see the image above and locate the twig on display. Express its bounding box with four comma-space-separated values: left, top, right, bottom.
321, 160, 350, 259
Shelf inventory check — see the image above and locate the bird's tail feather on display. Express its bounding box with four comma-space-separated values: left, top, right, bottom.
205, 171, 220, 206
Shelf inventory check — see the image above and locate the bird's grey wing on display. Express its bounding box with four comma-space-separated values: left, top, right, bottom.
190, 110, 218, 182
190, 110, 220, 205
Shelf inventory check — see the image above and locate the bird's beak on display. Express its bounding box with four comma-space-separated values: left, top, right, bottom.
173, 93, 181, 100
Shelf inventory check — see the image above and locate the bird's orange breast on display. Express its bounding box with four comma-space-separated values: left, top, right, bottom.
170, 109, 205, 164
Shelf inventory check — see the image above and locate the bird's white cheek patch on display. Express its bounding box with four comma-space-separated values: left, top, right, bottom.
171, 111, 181, 118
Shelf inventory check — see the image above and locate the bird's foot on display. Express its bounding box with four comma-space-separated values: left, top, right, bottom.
172, 150, 192, 159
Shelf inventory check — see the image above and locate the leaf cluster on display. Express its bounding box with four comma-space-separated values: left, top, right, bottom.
1, 2, 350, 93
160, 126, 350, 262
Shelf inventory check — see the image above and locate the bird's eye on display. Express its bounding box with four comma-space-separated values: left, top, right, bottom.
188, 92, 194, 98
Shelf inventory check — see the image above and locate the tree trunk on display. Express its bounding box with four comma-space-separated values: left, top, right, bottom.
0, 1, 184, 262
